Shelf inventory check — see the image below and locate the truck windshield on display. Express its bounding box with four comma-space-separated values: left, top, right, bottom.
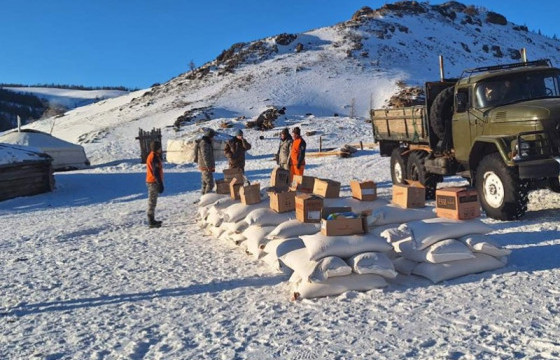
475, 70, 560, 108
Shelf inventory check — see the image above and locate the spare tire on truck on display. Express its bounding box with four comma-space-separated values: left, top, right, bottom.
429, 86, 454, 142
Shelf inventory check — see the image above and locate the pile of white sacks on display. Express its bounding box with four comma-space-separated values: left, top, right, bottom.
197, 192, 510, 299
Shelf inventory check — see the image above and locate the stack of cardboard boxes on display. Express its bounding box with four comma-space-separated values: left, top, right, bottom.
216, 168, 244, 195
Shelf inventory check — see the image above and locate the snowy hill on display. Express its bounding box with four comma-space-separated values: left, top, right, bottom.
2, 2, 560, 359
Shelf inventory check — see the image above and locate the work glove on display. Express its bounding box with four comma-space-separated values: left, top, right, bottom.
158, 183, 164, 194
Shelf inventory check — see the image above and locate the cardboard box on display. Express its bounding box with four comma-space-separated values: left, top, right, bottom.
270, 167, 290, 190
350, 180, 377, 201
290, 175, 315, 193
240, 183, 261, 205
295, 194, 324, 223
320, 207, 367, 236
224, 168, 244, 182
215, 179, 230, 194
313, 178, 341, 198
268, 188, 296, 213
229, 178, 243, 200
436, 187, 481, 220
392, 180, 425, 208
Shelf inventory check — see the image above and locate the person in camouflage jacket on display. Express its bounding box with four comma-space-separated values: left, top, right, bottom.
224, 129, 251, 172
197, 129, 216, 195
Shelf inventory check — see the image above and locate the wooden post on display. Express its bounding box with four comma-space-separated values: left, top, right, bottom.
319, 136, 323, 152
360, 141, 363, 150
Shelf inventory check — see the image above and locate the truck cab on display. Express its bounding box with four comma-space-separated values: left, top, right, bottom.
371, 59, 560, 220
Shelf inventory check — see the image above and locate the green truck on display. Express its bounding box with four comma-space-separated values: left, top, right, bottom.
371, 59, 560, 220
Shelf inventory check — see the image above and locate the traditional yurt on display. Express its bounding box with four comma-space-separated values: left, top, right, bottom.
0, 143, 54, 201
166, 128, 232, 164
0, 129, 90, 171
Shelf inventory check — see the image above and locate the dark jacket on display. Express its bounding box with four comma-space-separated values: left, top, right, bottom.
224, 137, 251, 170
276, 134, 293, 170
197, 136, 215, 172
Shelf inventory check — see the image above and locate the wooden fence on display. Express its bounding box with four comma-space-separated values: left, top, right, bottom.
136, 128, 162, 163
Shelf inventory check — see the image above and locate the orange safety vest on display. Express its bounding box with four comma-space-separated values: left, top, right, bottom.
146, 151, 164, 183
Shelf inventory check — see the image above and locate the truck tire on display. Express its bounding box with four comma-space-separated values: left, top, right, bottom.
475, 153, 528, 220
406, 151, 442, 200
429, 86, 454, 141
390, 148, 408, 184
547, 176, 560, 193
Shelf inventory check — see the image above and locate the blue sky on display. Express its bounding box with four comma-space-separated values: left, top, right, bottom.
1, 0, 559, 89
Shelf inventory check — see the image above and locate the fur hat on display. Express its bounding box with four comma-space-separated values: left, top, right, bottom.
281, 128, 289, 137
292, 126, 301, 136
150, 140, 162, 151
235, 129, 243, 136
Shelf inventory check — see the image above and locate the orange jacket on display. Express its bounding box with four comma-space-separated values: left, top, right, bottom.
146, 151, 164, 183
290, 137, 306, 168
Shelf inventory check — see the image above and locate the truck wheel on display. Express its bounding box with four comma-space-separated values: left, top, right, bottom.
475, 153, 528, 220
547, 176, 560, 193
390, 148, 408, 184
429, 86, 454, 141
406, 151, 441, 200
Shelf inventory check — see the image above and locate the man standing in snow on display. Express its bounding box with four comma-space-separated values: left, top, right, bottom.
146, 140, 164, 228
289, 126, 306, 181
275, 127, 292, 171
198, 128, 216, 195
224, 129, 251, 173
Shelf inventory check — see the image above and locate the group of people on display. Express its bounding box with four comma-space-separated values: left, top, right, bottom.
144, 126, 306, 228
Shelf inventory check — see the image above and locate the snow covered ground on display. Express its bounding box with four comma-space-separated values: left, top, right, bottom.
2, 3, 560, 358
2, 116, 560, 359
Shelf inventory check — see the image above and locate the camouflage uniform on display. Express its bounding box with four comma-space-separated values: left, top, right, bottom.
197, 135, 215, 194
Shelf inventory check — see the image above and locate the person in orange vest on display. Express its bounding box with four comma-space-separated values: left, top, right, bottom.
146, 140, 164, 228
289, 126, 306, 182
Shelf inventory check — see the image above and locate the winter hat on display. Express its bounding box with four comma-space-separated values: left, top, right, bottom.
292, 126, 301, 136
281, 128, 289, 137
204, 128, 216, 137
235, 129, 243, 136
150, 140, 162, 151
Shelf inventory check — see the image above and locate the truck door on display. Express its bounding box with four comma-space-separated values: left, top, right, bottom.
451, 87, 473, 163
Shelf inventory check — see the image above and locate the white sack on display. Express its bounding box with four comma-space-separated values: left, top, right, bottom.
301, 232, 392, 261
263, 238, 305, 260
267, 220, 320, 240
243, 225, 276, 259
211, 197, 237, 211
460, 234, 512, 257
379, 227, 410, 243
206, 210, 223, 228
393, 257, 419, 275
229, 233, 246, 246
199, 193, 228, 207
221, 220, 249, 234
294, 273, 387, 299
394, 238, 475, 264
398, 218, 492, 250
210, 226, 225, 239
323, 197, 389, 213
412, 253, 506, 283
368, 204, 436, 226
262, 252, 292, 274
346, 252, 397, 279
223, 202, 268, 223
280, 248, 351, 283
244, 208, 294, 227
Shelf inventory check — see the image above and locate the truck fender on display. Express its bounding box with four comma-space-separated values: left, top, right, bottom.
469, 137, 514, 183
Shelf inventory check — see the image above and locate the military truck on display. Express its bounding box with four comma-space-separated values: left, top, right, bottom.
371, 59, 560, 220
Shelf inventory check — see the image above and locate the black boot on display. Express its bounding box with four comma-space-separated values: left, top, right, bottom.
148, 215, 162, 228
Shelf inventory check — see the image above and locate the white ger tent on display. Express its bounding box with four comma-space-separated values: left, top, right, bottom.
0, 129, 90, 171
166, 129, 232, 164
